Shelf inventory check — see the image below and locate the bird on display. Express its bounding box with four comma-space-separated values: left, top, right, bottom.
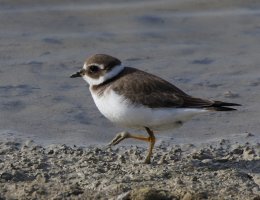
70, 54, 240, 164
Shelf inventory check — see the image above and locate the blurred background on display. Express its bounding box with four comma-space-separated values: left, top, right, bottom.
0, 0, 259, 146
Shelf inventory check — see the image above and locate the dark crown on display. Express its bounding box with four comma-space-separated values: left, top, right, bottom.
86, 54, 121, 70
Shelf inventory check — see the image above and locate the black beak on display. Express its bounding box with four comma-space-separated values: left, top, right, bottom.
70, 71, 82, 78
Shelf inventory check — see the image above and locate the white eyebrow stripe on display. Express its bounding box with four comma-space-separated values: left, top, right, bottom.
82, 64, 125, 86
87, 63, 105, 69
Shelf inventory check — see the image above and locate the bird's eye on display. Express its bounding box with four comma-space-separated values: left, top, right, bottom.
89, 65, 100, 73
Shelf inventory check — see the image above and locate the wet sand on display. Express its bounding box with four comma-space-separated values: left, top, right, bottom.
0, 0, 260, 145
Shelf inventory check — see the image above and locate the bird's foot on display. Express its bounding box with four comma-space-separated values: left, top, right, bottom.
108, 131, 130, 146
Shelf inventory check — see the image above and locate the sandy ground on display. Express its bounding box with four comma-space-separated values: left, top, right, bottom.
0, 138, 259, 199
0, 0, 260, 199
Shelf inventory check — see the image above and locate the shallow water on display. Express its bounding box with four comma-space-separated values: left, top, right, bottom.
0, 0, 260, 146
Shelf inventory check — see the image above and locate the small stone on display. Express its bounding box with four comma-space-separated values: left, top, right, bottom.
232, 148, 244, 155
12, 170, 29, 181
130, 188, 173, 200
201, 159, 212, 164
252, 187, 260, 194
68, 184, 84, 196
244, 146, 255, 154
220, 139, 230, 145
215, 158, 229, 163
1, 172, 13, 181
245, 132, 254, 138
192, 176, 198, 182
119, 155, 126, 163
47, 149, 54, 155
253, 195, 260, 200
35, 174, 46, 183
97, 167, 106, 173
192, 151, 212, 160
182, 192, 193, 200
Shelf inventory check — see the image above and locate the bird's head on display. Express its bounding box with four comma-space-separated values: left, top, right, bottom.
70, 54, 124, 86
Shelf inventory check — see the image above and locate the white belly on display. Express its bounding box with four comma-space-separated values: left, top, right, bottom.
90, 88, 208, 130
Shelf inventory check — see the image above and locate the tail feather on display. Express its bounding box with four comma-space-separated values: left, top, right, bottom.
212, 101, 241, 107
206, 106, 238, 111
206, 101, 241, 111
180, 95, 241, 111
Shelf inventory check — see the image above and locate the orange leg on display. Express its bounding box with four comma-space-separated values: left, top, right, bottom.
144, 127, 156, 164
108, 127, 156, 164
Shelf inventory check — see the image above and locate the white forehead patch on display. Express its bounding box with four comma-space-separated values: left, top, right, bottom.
82, 64, 124, 86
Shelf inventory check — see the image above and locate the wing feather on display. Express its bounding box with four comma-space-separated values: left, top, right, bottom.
98, 67, 240, 110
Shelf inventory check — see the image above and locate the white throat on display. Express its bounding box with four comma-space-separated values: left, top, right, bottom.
82, 64, 124, 86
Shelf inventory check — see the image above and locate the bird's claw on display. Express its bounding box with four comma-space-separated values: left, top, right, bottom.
108, 132, 130, 146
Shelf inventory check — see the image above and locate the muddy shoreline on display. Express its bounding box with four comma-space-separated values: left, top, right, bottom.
1, 0, 260, 145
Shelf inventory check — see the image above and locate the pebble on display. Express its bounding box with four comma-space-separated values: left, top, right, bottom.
1, 172, 13, 181
245, 132, 255, 138
201, 159, 212, 164
182, 192, 193, 200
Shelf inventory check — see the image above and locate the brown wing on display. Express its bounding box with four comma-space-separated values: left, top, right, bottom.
97, 67, 240, 110
110, 67, 211, 108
